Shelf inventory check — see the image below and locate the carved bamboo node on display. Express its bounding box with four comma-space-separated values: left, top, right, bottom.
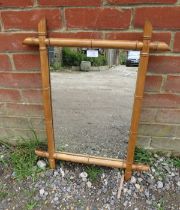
135, 96, 143, 99
140, 52, 149, 56
143, 35, 151, 40
38, 32, 47, 36
129, 131, 138, 135
39, 46, 47, 51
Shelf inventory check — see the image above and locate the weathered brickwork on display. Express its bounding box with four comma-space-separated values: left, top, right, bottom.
0, 0, 180, 153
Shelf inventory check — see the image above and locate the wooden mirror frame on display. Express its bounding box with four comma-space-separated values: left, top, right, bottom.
23, 18, 169, 181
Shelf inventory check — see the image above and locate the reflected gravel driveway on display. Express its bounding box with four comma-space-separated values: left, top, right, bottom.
51, 65, 137, 158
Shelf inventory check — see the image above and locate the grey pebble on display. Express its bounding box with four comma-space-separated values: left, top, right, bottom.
53, 171, 59, 176
123, 201, 128, 207
130, 176, 136, 184
157, 181, 164, 189
103, 188, 108, 193
177, 181, 180, 187
145, 189, 150, 198
54, 197, 59, 202
39, 188, 45, 197
146, 200, 152, 205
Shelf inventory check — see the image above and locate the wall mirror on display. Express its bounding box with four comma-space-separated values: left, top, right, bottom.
23, 18, 169, 180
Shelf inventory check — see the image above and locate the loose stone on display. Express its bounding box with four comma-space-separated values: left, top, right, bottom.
130, 176, 136, 184
37, 160, 47, 170
157, 181, 164, 189
177, 181, 180, 187
135, 184, 141, 190
86, 181, 92, 188
39, 188, 45, 197
79, 172, 88, 179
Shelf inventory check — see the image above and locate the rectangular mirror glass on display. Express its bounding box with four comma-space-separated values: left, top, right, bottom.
49, 47, 139, 159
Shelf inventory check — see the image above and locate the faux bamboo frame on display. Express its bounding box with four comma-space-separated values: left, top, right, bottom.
23, 18, 169, 181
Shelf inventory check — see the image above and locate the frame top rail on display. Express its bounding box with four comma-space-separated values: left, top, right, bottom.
23, 37, 170, 51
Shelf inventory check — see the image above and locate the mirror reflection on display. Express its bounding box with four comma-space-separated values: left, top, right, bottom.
49, 47, 139, 159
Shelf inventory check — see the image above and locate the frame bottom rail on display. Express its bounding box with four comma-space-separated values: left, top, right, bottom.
35, 150, 149, 171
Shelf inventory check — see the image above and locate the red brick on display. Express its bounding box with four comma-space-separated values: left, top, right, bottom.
65, 8, 131, 30
0, 72, 42, 89
29, 118, 45, 130
136, 136, 151, 149
105, 32, 171, 44
148, 56, 180, 74
1, 9, 61, 31
143, 93, 180, 108
164, 76, 180, 93
151, 137, 180, 153
0, 103, 6, 115
0, 33, 37, 52
49, 32, 102, 39
108, 0, 176, 4
13, 129, 46, 141
0, 89, 21, 102
156, 109, 180, 124
13, 54, 40, 71
176, 127, 180, 138
144, 75, 162, 92
0, 117, 30, 129
140, 108, 157, 122
0, 0, 33, 7
174, 32, 180, 52
134, 7, 180, 29
6, 103, 43, 117
0, 54, 12, 71
39, 0, 101, 6
0, 128, 10, 138
139, 123, 176, 137
21, 90, 43, 104
0, 128, 45, 142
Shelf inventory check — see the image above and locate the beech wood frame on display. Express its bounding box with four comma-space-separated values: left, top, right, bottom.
23, 18, 169, 181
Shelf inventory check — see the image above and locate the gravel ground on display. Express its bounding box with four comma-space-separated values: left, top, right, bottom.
51, 66, 137, 158
0, 145, 180, 210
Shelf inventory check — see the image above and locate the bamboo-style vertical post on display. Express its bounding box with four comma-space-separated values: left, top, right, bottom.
125, 21, 152, 181
38, 18, 56, 169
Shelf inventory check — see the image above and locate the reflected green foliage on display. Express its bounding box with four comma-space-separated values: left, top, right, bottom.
62, 48, 107, 67
119, 50, 127, 65
50, 61, 61, 71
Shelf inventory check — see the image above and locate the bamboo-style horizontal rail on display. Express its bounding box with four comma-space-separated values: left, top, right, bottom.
35, 150, 149, 171
23, 37, 170, 51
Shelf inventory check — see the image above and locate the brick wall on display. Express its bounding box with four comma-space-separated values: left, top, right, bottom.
0, 0, 180, 154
